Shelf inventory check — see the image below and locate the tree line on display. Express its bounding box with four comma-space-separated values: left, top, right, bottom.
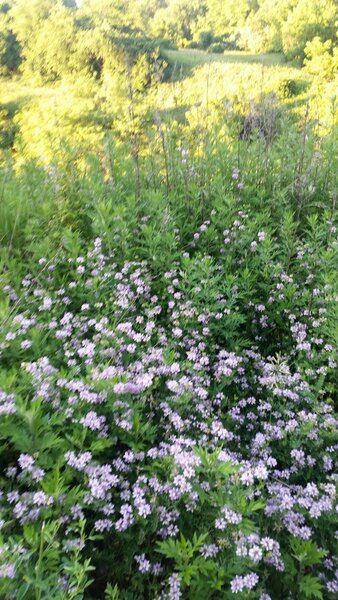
0, 0, 337, 81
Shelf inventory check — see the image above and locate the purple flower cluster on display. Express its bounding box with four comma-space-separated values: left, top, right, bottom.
0, 224, 336, 597
230, 572, 259, 593
0, 390, 16, 415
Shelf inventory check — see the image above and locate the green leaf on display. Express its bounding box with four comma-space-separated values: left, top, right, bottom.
90, 438, 113, 452
247, 499, 266, 512
239, 518, 257, 535
217, 461, 239, 477
182, 563, 198, 585
299, 575, 323, 599
156, 538, 179, 559
290, 539, 327, 566
16, 583, 31, 600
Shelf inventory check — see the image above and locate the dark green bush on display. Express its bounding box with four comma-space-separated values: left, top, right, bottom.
198, 31, 214, 50
185, 41, 200, 49
207, 43, 227, 54
277, 78, 301, 98
0, 108, 17, 148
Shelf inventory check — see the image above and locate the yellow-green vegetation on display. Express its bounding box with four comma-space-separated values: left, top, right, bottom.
0, 0, 336, 169
0, 48, 334, 168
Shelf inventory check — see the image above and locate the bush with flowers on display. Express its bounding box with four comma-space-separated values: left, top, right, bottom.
0, 180, 337, 599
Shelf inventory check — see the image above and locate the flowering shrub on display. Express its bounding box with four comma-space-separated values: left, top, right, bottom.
0, 205, 337, 599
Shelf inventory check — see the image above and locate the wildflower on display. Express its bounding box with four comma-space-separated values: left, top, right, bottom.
168, 573, 181, 600
20, 340, 32, 350
249, 545, 263, 562
0, 563, 15, 578
18, 455, 34, 471
94, 519, 112, 532
0, 390, 16, 415
230, 573, 259, 593
32, 492, 53, 506
200, 544, 219, 558
134, 553, 151, 574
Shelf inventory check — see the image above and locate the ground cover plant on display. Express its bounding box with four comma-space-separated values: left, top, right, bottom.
0, 1, 337, 599
0, 196, 337, 600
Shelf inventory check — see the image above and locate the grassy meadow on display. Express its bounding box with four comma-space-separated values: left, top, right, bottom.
0, 14, 337, 600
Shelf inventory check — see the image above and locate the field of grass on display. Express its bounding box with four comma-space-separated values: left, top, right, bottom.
164, 48, 286, 74
0, 46, 337, 600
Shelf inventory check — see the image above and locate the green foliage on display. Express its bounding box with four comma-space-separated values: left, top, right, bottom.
281, 0, 337, 62
197, 30, 214, 49
0, 0, 21, 74
105, 583, 121, 600
299, 575, 324, 599
290, 538, 327, 567
277, 77, 301, 98
1, 0, 336, 79
0, 107, 17, 147
0, 4, 336, 600
206, 42, 226, 54
23, 3, 76, 81
304, 35, 338, 79
0, 30, 21, 73
156, 533, 226, 598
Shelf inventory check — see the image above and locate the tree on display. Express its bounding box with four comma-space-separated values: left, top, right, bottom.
0, 1, 21, 74
78, 0, 132, 30
304, 34, 338, 79
151, 0, 207, 45
281, 0, 338, 61
10, 0, 77, 80
202, 0, 258, 39
240, 0, 298, 52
